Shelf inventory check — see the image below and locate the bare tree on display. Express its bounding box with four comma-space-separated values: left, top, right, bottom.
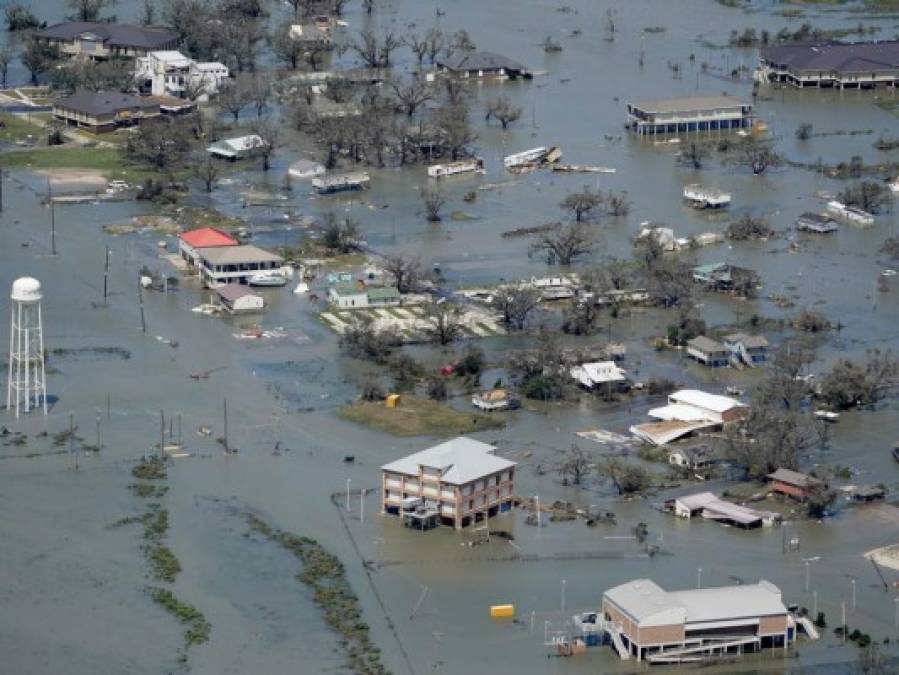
217, 77, 250, 122
557, 444, 592, 486
560, 188, 603, 222
645, 256, 693, 308
353, 29, 400, 68
420, 184, 446, 222
819, 349, 899, 410
384, 254, 421, 293
193, 154, 220, 192
433, 103, 477, 160
362, 0, 375, 14
678, 141, 709, 169
443, 77, 467, 105
598, 458, 650, 495
390, 78, 433, 117
727, 214, 773, 240
272, 24, 304, 70
124, 118, 195, 181
0, 48, 9, 88
423, 300, 465, 345
839, 181, 890, 215
484, 96, 522, 129
246, 72, 272, 117
404, 28, 429, 65
251, 119, 279, 171
736, 137, 780, 175
140, 0, 156, 25
492, 287, 541, 331
322, 212, 360, 253
606, 191, 630, 217
66, 0, 112, 21
425, 27, 445, 64
530, 223, 595, 265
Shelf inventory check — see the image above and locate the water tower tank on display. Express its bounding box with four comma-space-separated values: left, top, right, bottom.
11, 277, 42, 303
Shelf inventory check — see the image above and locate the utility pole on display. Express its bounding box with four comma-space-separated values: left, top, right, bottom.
137, 276, 146, 333
561, 579, 566, 611
360, 488, 365, 523
0, 160, 4, 212
50, 201, 56, 256
346, 478, 352, 511
159, 409, 165, 459
697, 567, 702, 589
95, 409, 101, 450
103, 246, 110, 303
69, 411, 78, 471
223, 398, 229, 453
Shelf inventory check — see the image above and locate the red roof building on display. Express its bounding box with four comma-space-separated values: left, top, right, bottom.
178, 227, 238, 267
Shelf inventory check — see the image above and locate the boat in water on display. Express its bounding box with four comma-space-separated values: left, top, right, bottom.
814, 410, 840, 423
248, 271, 288, 287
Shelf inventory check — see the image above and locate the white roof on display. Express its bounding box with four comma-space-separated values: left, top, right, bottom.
605, 579, 785, 628
669, 581, 785, 623
648, 403, 717, 423
194, 61, 227, 71
674, 491, 764, 526
604, 580, 687, 627
381, 437, 516, 485
213, 135, 265, 154
150, 50, 192, 66
571, 361, 626, 386
669, 389, 744, 413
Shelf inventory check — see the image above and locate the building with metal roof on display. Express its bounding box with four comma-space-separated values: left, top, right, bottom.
570, 361, 627, 389
215, 284, 264, 314
381, 437, 516, 529
207, 135, 267, 160
602, 579, 792, 662
758, 41, 899, 89
626, 95, 752, 136
34, 22, 178, 59
178, 228, 238, 267
630, 390, 747, 446
767, 468, 823, 501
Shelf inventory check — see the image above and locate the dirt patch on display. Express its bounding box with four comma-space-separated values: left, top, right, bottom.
338, 396, 504, 437
865, 542, 899, 572
36, 168, 107, 189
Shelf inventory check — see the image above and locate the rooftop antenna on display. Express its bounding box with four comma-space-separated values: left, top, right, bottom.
7, 277, 47, 418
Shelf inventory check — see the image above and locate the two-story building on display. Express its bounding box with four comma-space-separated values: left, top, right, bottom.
381, 437, 516, 530
135, 50, 229, 98
178, 227, 239, 268
626, 95, 752, 136
194, 244, 284, 287
686, 336, 730, 368
34, 21, 178, 60
723, 333, 769, 367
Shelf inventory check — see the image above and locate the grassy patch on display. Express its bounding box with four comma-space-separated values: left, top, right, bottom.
148, 545, 182, 582
3, 146, 153, 181
0, 113, 46, 144
149, 588, 211, 647
129, 483, 169, 498
246, 514, 388, 675
338, 396, 504, 437
132, 456, 167, 480
166, 205, 247, 232
637, 444, 670, 463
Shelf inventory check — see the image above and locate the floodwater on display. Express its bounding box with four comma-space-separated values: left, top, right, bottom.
2, 0, 899, 673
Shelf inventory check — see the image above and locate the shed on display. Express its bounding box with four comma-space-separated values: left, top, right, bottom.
216, 284, 264, 313
767, 468, 823, 501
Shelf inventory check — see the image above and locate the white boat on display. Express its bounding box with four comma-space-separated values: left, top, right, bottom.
312, 172, 370, 194
814, 410, 840, 422
248, 272, 288, 287
683, 184, 731, 209
293, 281, 310, 294
888, 178, 899, 193
288, 159, 326, 180
427, 158, 485, 178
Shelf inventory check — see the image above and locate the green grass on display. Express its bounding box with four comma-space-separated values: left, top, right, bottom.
148, 545, 182, 582
338, 396, 504, 437
0, 113, 46, 144
149, 588, 211, 647
2, 145, 158, 182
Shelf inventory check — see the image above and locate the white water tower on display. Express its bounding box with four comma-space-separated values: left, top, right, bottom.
7, 277, 47, 418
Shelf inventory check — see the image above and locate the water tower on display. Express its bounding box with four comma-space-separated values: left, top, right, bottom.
7, 277, 47, 418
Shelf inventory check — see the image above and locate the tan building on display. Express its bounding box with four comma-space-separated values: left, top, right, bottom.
602, 579, 792, 663
53, 90, 160, 132
381, 437, 516, 530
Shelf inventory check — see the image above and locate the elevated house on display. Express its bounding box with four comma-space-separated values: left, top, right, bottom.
328, 281, 400, 309
758, 40, 899, 89
35, 21, 178, 59
178, 227, 239, 267
207, 135, 267, 161
194, 245, 283, 286
630, 389, 747, 446
723, 333, 768, 367
767, 468, 823, 502
686, 336, 730, 368
570, 361, 628, 390
53, 90, 159, 132
667, 446, 718, 471
436, 51, 531, 78
626, 95, 752, 136
135, 50, 229, 98
288, 22, 333, 48
381, 437, 516, 530
602, 579, 793, 662
795, 212, 837, 234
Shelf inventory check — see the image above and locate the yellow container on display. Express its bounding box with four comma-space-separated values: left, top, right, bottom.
490, 604, 515, 618
385, 394, 401, 408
